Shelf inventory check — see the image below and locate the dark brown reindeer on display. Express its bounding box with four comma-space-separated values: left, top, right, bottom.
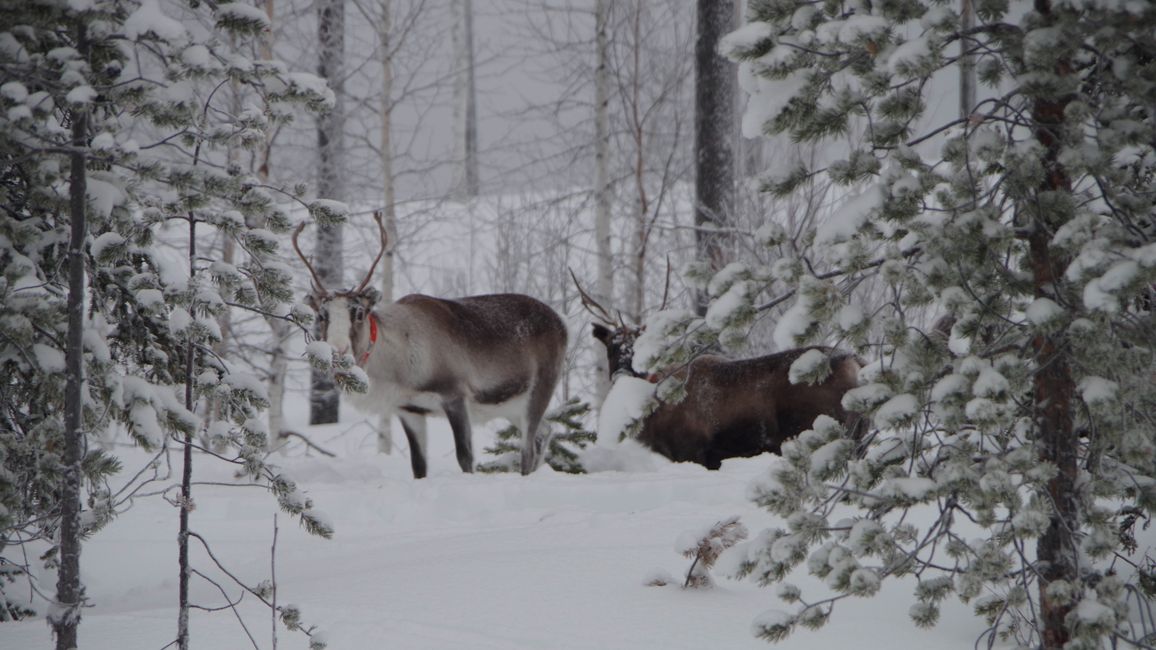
576, 281, 866, 469
295, 213, 568, 478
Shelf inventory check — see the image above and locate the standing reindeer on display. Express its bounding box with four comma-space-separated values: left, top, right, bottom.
576, 280, 866, 469
295, 214, 568, 478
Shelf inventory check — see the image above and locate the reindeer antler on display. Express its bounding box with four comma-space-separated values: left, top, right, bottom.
569, 268, 621, 327
658, 255, 673, 312
354, 210, 390, 294
292, 221, 329, 297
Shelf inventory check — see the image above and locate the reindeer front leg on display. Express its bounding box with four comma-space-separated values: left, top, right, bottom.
442, 397, 474, 473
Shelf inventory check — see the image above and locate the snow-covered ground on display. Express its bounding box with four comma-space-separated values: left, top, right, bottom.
8, 399, 986, 650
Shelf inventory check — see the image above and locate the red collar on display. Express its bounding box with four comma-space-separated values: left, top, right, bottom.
359, 314, 379, 367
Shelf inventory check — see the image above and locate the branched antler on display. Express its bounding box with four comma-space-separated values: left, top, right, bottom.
658, 255, 672, 312
354, 210, 390, 294
291, 222, 328, 297
569, 268, 619, 326
294, 211, 390, 297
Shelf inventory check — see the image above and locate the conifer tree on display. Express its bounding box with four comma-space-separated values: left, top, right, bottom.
1, 0, 336, 645
481, 399, 597, 474
638, 0, 1156, 646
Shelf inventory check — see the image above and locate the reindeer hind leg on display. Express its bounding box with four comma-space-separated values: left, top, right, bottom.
442, 396, 474, 474
520, 361, 562, 476
398, 410, 429, 479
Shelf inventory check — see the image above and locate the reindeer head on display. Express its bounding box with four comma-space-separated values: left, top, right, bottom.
570, 269, 648, 380
591, 322, 642, 379
294, 211, 388, 363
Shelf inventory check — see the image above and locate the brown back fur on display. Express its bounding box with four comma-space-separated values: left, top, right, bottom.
594, 325, 865, 469
640, 348, 863, 469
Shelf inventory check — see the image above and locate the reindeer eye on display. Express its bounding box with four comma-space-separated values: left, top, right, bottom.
317, 308, 329, 322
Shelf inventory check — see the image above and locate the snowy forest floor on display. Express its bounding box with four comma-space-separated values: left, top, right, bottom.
8, 404, 988, 650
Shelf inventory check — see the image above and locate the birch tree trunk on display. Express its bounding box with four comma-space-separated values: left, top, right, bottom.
211, 53, 241, 445
52, 23, 88, 650
694, 0, 736, 315
377, 0, 396, 454
311, 0, 346, 425
452, 0, 479, 199
628, 1, 648, 324
259, 0, 292, 450
735, 0, 762, 183
592, 0, 613, 401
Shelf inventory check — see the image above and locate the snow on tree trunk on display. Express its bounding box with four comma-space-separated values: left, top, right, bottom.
593, 0, 613, 403
694, 0, 736, 316
311, 0, 346, 425
51, 23, 89, 650
452, 0, 479, 199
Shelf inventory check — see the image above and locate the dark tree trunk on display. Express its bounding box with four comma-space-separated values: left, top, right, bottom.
177, 209, 198, 650
694, 0, 736, 315
311, 0, 346, 425
959, 0, 976, 120
52, 23, 89, 650
1029, 2, 1077, 647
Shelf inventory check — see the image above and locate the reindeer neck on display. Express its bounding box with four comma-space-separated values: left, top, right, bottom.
358, 312, 380, 367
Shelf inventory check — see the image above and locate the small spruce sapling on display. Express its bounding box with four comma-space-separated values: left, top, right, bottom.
480, 398, 596, 474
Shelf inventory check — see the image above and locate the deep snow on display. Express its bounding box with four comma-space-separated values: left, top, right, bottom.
6, 395, 988, 650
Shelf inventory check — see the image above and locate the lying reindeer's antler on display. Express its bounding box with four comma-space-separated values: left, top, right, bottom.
569, 268, 621, 327
658, 255, 672, 312
354, 210, 390, 294
292, 221, 329, 297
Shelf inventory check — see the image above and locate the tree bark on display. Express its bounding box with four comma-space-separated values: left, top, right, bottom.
177, 220, 196, 650
628, 2, 648, 324
452, 0, 479, 199
735, 1, 762, 183
266, 323, 290, 448
593, 0, 613, 402
311, 0, 346, 425
52, 23, 89, 650
378, 0, 396, 453
694, 0, 736, 315
1029, 2, 1077, 647
959, 0, 976, 120
259, 0, 292, 449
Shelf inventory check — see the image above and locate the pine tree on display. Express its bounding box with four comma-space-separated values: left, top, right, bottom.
674, 0, 1156, 646
1, 0, 336, 644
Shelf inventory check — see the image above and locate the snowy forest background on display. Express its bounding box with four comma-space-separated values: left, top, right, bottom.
3, 0, 1156, 649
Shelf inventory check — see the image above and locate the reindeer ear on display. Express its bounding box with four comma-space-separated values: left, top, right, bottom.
359, 287, 381, 308
592, 323, 611, 344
